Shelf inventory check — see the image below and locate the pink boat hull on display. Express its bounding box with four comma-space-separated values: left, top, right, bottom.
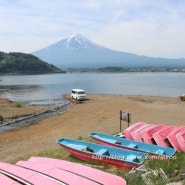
17, 163, 100, 185
153, 126, 175, 147
167, 126, 185, 152
175, 129, 185, 152
124, 122, 149, 140
17, 157, 126, 185
141, 124, 165, 144
0, 173, 21, 185
0, 162, 60, 185
131, 124, 152, 142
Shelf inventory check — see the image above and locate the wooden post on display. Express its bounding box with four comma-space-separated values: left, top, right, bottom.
128, 113, 130, 127
120, 110, 122, 133
120, 111, 131, 133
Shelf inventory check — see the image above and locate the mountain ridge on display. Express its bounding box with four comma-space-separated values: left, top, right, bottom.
0, 51, 62, 74
32, 34, 185, 68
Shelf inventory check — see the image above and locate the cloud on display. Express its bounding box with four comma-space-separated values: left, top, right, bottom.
0, 0, 185, 58
90, 1, 185, 58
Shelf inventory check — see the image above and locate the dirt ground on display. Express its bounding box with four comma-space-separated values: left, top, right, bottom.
0, 95, 184, 163
0, 98, 46, 119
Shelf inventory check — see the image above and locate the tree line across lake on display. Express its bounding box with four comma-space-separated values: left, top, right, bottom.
0, 51, 62, 74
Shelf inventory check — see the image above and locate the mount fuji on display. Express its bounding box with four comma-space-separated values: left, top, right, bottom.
32, 34, 185, 68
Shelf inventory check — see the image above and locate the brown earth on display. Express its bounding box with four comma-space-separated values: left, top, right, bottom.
0, 95, 184, 163
0, 98, 46, 119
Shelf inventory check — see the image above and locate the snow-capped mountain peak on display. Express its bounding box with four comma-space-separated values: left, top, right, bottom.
53, 33, 103, 50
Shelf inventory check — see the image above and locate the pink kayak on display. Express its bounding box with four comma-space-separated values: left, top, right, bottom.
153, 126, 176, 147
167, 126, 185, 152
124, 122, 149, 140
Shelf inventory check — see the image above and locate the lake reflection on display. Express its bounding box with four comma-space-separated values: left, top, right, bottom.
0, 85, 42, 102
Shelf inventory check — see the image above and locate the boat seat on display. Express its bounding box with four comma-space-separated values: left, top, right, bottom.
156, 149, 166, 155
96, 149, 110, 156
127, 155, 139, 162
70, 144, 87, 151
82, 146, 94, 153
127, 143, 138, 149
133, 157, 140, 163
115, 141, 121, 145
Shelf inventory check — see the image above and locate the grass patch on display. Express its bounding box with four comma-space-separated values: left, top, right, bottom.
37, 147, 88, 165
9, 102, 22, 108
0, 115, 3, 121
122, 152, 185, 185
15, 102, 22, 107
38, 147, 69, 160
148, 152, 185, 173
147, 152, 185, 183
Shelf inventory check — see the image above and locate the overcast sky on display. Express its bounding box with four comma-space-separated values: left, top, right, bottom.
0, 0, 185, 58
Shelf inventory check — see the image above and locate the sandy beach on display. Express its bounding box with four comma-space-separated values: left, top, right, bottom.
0, 94, 184, 163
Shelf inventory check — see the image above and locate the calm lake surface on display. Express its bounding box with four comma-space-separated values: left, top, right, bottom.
0, 72, 184, 102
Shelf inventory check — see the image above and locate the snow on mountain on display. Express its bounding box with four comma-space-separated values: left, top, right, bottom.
47, 33, 104, 50
66, 33, 103, 49
32, 34, 185, 68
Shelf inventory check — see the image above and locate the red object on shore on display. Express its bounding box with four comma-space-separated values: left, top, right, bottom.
124, 122, 149, 140
131, 124, 153, 142
167, 126, 185, 152
175, 129, 185, 152
153, 126, 175, 147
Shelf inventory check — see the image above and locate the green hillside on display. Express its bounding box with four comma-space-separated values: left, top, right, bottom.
0, 51, 63, 74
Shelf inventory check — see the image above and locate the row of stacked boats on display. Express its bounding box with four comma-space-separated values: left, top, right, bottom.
124, 122, 185, 152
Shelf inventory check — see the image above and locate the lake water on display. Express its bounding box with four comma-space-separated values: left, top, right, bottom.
0, 72, 184, 103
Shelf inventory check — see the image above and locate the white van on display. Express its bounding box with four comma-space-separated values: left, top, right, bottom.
71, 89, 86, 100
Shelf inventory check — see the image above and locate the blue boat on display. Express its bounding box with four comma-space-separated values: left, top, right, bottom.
89, 132, 176, 157
56, 137, 148, 170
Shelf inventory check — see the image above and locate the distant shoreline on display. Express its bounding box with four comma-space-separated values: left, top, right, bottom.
65, 67, 185, 73
0, 71, 66, 75
1, 69, 185, 75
